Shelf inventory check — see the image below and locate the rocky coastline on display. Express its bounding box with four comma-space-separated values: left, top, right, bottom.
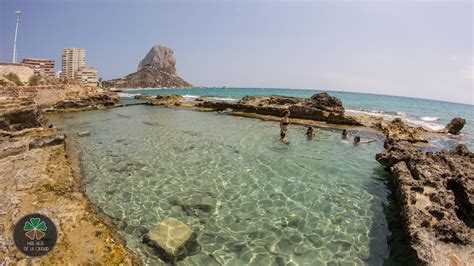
0, 86, 140, 264
1, 83, 472, 264
375, 119, 473, 265
136, 92, 473, 264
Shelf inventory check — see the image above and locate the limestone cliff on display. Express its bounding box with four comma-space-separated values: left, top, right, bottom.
105, 45, 192, 88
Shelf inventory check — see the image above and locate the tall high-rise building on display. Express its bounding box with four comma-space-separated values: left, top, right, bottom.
61, 48, 85, 79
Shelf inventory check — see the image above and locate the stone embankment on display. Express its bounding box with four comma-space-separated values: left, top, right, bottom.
375, 119, 473, 265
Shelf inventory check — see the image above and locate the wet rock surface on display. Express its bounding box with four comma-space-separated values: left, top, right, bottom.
143, 217, 198, 263
196, 93, 362, 126
376, 119, 474, 265
379, 118, 427, 144
443, 117, 466, 135
77, 131, 91, 137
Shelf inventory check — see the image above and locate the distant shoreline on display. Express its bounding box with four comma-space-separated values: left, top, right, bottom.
111, 87, 474, 106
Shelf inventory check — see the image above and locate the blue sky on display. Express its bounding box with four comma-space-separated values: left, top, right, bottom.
0, 0, 472, 104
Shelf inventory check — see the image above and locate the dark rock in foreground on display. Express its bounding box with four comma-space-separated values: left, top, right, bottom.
376, 120, 473, 265
443, 117, 466, 135
197, 92, 362, 126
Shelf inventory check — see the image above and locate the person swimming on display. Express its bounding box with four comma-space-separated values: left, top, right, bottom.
353, 135, 376, 145
306, 126, 315, 140
341, 129, 348, 139
280, 110, 291, 142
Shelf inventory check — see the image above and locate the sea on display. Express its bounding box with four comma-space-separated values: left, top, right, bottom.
120, 88, 473, 149
49, 88, 473, 265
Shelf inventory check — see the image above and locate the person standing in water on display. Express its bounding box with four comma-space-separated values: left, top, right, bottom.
341, 129, 348, 139
306, 126, 315, 140
280, 110, 291, 142
353, 135, 376, 145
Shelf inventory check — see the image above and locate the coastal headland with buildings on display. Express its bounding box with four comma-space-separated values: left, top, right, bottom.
0, 7, 472, 266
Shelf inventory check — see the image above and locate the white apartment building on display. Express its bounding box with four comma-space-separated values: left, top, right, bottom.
60, 48, 85, 79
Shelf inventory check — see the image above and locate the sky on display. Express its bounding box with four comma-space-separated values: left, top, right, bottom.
0, 0, 472, 104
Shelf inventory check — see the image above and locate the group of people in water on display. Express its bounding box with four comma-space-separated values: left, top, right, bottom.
279, 110, 377, 144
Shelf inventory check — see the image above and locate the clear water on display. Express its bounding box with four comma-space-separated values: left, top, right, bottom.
120, 88, 474, 149
49, 105, 416, 265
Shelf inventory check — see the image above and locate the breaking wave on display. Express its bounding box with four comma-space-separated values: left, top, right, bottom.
347, 109, 444, 131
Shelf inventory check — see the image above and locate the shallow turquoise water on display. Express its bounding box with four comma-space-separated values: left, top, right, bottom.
121, 88, 474, 149
50, 105, 415, 265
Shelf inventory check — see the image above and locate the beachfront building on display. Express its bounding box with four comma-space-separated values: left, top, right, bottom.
61, 48, 85, 79
77, 66, 97, 86
21, 58, 55, 77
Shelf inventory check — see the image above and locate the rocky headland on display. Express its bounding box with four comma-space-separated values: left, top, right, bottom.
376, 119, 473, 265
105, 45, 192, 89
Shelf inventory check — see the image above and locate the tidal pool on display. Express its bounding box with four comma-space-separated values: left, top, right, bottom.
49, 105, 414, 265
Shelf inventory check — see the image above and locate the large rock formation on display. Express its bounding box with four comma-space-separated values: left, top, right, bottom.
376, 119, 474, 265
443, 117, 466, 135
105, 45, 192, 88
138, 45, 177, 74
196, 92, 362, 126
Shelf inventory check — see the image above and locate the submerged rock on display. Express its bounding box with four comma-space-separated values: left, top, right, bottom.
172, 195, 217, 216
77, 131, 91, 137
196, 93, 362, 126
376, 130, 473, 264
143, 217, 198, 263
443, 117, 466, 135
282, 212, 305, 228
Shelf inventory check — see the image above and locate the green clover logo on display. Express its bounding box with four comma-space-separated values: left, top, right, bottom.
23, 217, 47, 240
